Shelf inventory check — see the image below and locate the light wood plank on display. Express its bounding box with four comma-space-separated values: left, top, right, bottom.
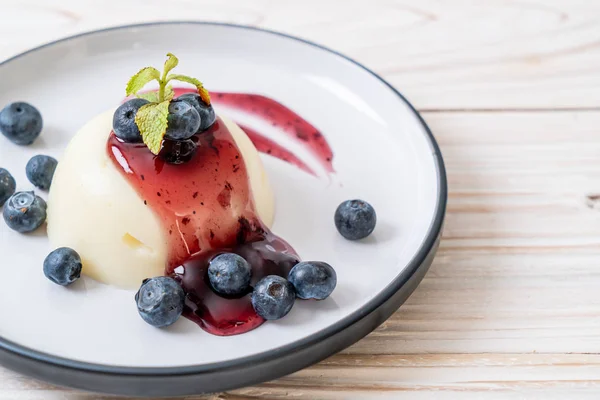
2, 354, 600, 399
2, 0, 600, 109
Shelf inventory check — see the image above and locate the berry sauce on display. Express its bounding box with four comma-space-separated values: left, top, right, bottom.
108, 117, 300, 335
237, 124, 315, 176
173, 88, 334, 176
109, 90, 332, 335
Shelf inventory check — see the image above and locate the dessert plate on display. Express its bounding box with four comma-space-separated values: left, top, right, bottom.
0, 22, 446, 396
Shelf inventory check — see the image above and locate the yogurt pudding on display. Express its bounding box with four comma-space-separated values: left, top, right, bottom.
47, 111, 275, 288
41, 53, 339, 335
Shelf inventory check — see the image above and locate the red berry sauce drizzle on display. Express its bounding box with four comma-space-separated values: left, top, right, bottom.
108, 90, 334, 335
177, 88, 335, 177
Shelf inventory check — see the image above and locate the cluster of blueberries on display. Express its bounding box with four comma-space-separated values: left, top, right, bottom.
113, 92, 216, 164
137, 199, 378, 328
1, 98, 379, 331
0, 102, 83, 286
137, 256, 339, 328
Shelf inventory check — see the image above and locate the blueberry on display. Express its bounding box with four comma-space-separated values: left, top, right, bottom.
113, 98, 149, 143
135, 277, 185, 328
288, 261, 337, 300
26, 155, 57, 190
0, 168, 16, 207
208, 253, 252, 296
334, 199, 377, 240
251, 275, 295, 320
165, 100, 201, 140
43, 247, 82, 286
178, 93, 216, 131
3, 191, 46, 233
160, 138, 197, 164
0, 102, 43, 145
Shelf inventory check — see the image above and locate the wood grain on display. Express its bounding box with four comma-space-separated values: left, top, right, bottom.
3, 0, 600, 109
1, 0, 600, 398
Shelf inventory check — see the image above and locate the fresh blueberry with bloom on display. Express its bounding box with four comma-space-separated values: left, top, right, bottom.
113, 98, 150, 143
0, 102, 43, 145
0, 168, 16, 207
251, 275, 295, 320
165, 100, 201, 140
135, 277, 185, 328
43, 247, 82, 286
334, 199, 377, 240
288, 261, 336, 300
26, 154, 57, 190
2, 191, 46, 233
208, 253, 252, 296
178, 92, 216, 131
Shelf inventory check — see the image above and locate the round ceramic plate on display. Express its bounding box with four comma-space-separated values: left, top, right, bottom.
0, 22, 446, 396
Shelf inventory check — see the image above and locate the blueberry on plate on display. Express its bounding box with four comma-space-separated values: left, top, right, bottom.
0, 102, 43, 145
178, 93, 216, 131
288, 261, 337, 300
208, 253, 252, 296
135, 276, 185, 328
160, 138, 197, 164
0, 168, 16, 207
26, 154, 58, 190
113, 98, 149, 142
3, 191, 46, 233
165, 100, 201, 140
251, 275, 295, 320
43, 247, 82, 286
334, 199, 377, 240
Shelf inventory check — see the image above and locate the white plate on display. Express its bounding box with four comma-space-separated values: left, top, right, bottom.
0, 22, 446, 396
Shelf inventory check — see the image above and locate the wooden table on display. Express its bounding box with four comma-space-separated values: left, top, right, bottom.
2, 0, 600, 398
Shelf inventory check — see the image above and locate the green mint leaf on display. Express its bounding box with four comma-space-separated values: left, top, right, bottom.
126, 67, 160, 96
137, 91, 159, 102
163, 53, 179, 76
134, 100, 170, 155
167, 74, 211, 104
164, 85, 175, 101
136, 86, 174, 103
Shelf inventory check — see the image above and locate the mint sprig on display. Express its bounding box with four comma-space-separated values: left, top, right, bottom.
137, 85, 174, 102
124, 53, 211, 154
126, 67, 160, 96
135, 100, 170, 155
166, 74, 211, 105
